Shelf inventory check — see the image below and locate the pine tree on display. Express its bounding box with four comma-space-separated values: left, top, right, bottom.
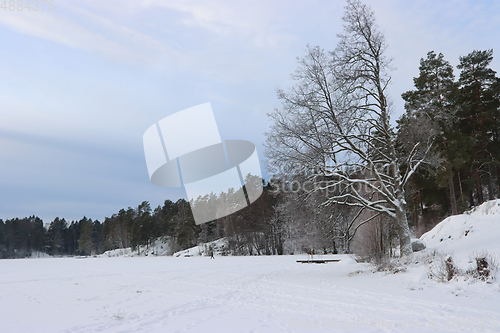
456, 50, 500, 203
399, 51, 465, 215
46, 217, 68, 255
77, 217, 94, 255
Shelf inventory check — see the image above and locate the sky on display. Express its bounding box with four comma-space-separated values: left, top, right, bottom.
1, 0, 499, 224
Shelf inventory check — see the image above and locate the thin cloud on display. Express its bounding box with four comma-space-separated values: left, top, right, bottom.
144, 0, 295, 50
62, 3, 178, 58
0, 9, 172, 65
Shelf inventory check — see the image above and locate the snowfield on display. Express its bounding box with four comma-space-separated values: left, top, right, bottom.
1, 200, 500, 332
1, 254, 499, 332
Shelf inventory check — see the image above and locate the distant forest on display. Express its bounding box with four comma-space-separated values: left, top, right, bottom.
0, 183, 280, 259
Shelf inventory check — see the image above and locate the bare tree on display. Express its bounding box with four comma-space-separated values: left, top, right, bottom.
266, 0, 429, 256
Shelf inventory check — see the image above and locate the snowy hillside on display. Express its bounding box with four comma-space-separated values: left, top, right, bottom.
99, 238, 227, 258
173, 238, 227, 257
421, 199, 500, 267
99, 237, 173, 258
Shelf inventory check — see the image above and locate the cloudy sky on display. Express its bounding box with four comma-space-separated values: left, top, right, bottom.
1, 0, 499, 223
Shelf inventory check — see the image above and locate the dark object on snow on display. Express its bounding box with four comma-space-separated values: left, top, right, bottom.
210, 251, 215, 259
475, 257, 490, 280
296, 259, 340, 264
411, 239, 426, 252
445, 256, 456, 281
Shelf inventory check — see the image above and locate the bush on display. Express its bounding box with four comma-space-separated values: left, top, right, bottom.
428, 254, 459, 282
466, 252, 498, 283
374, 257, 412, 274
427, 251, 498, 283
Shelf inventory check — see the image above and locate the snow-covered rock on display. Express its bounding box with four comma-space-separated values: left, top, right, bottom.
411, 239, 426, 252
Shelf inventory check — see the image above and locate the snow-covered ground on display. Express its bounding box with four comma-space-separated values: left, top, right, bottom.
1, 200, 500, 332
1, 254, 499, 332
421, 199, 500, 268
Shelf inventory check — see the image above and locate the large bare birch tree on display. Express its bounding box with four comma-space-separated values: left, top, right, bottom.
266, 0, 428, 256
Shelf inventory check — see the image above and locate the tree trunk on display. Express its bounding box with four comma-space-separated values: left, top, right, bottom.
449, 174, 458, 215
379, 218, 385, 256
419, 193, 425, 229
475, 170, 484, 204
487, 164, 495, 200
413, 203, 418, 234
395, 202, 412, 257
457, 171, 464, 196
497, 166, 500, 196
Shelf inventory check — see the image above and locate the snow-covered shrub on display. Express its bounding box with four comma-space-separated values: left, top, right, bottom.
374, 258, 408, 274
428, 254, 459, 282
426, 251, 499, 283
466, 251, 498, 283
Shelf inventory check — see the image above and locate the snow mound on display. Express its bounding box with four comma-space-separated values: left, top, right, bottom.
338, 256, 358, 265
466, 199, 500, 216
100, 237, 173, 258
29, 252, 52, 258
173, 238, 227, 257
420, 199, 500, 267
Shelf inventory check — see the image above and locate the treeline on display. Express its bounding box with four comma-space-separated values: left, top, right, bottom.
0, 180, 348, 259
0, 199, 203, 259
0, 183, 286, 259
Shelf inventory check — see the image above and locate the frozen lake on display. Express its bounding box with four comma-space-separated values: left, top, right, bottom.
1, 254, 499, 332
